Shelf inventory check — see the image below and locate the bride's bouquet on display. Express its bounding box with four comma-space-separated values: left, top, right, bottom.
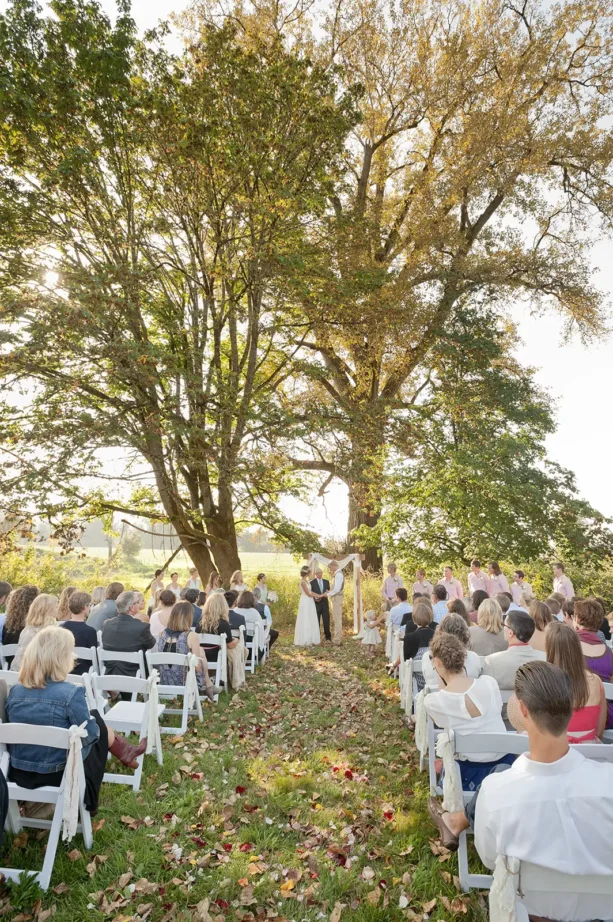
267, 590, 279, 603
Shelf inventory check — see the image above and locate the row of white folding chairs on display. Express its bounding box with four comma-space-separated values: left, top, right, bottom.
449, 728, 613, 892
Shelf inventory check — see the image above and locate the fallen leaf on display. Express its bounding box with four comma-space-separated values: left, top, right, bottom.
360, 866, 375, 881
12, 831, 28, 849
365, 890, 380, 905
53, 883, 69, 895
399, 895, 409, 909
422, 898, 437, 914
118, 871, 133, 888
68, 849, 83, 862
280, 880, 294, 893
329, 901, 343, 922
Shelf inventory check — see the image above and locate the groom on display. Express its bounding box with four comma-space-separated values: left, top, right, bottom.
328, 561, 344, 645
310, 568, 331, 641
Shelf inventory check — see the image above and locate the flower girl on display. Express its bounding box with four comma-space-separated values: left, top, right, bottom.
362, 609, 384, 658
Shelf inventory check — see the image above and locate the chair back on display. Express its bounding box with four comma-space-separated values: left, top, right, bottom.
98, 648, 145, 677
519, 861, 613, 895
73, 646, 99, 674
0, 644, 19, 669
0, 669, 20, 688
0, 723, 71, 751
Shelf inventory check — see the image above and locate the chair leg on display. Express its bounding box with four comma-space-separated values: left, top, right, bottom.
38, 795, 64, 890
80, 799, 93, 850
155, 724, 163, 766
7, 799, 22, 833
457, 831, 470, 892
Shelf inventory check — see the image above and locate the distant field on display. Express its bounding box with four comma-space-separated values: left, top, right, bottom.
80, 546, 299, 575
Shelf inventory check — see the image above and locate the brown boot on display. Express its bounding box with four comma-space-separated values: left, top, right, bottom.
109, 734, 148, 768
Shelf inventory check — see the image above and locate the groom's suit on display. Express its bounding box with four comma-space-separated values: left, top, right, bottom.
310, 577, 331, 641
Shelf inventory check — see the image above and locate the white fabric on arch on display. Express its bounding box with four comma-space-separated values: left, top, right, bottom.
307, 552, 364, 635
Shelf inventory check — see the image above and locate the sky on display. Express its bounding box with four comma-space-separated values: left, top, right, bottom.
11, 0, 613, 541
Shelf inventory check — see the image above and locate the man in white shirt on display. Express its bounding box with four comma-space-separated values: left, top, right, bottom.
553, 561, 574, 600
441, 566, 463, 601
328, 562, 344, 645
475, 661, 613, 922
381, 564, 403, 610
467, 559, 489, 596
388, 588, 411, 627
510, 569, 532, 605
431, 584, 449, 623
412, 568, 433, 598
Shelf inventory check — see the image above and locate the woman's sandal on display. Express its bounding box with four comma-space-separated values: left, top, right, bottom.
427, 797, 460, 851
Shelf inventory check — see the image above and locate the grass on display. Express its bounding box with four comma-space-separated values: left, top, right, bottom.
0, 617, 487, 922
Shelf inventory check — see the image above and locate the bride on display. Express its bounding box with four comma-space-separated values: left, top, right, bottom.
294, 565, 322, 647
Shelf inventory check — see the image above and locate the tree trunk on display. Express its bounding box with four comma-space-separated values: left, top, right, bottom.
347, 489, 382, 572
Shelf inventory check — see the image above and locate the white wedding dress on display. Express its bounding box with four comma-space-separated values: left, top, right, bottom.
294, 580, 321, 647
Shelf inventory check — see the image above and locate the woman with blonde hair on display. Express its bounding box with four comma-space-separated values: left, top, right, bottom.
90, 586, 106, 608
229, 570, 248, 593
2, 585, 39, 646
156, 601, 221, 700
198, 594, 243, 688
528, 600, 552, 653
57, 586, 76, 622
11, 594, 59, 672
469, 598, 507, 656
6, 627, 147, 813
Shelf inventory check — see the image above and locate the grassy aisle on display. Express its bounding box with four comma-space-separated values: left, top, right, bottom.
0, 639, 487, 922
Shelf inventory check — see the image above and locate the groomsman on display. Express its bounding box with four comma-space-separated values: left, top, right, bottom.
381, 563, 403, 610
412, 568, 433, 598
310, 568, 331, 641
468, 559, 489, 596
328, 561, 344, 645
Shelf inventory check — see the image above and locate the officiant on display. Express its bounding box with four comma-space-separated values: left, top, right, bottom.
310, 568, 331, 642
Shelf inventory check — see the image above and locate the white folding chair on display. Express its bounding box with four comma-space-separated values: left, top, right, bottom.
243, 623, 259, 675
497, 858, 613, 921
0, 645, 19, 670
0, 723, 93, 890
91, 673, 164, 792
73, 646, 100, 675
197, 634, 227, 696
385, 616, 394, 660
146, 651, 204, 734
0, 669, 20, 689
97, 649, 146, 701
451, 730, 613, 891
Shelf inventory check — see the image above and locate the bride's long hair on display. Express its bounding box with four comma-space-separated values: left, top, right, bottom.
300, 566, 310, 579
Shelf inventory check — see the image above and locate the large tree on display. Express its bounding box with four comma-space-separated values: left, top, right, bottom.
184, 0, 613, 567
0, 0, 356, 578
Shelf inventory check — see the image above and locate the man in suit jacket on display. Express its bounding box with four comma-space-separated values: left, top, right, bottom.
483, 610, 545, 716
311, 568, 331, 641
101, 590, 156, 678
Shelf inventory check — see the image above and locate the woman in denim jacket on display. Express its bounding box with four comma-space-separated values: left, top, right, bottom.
6, 627, 148, 813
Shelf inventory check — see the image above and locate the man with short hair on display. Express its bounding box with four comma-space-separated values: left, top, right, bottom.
61, 591, 98, 674
101, 590, 156, 678
467, 559, 489, 596
431, 584, 449, 624
381, 564, 404, 610
553, 561, 574, 600
388, 588, 411, 627
412, 568, 433, 598
483, 611, 545, 715
224, 591, 246, 631
495, 592, 511, 616
510, 569, 532, 605
440, 566, 463, 601
87, 581, 125, 632
310, 568, 331, 641
545, 597, 563, 622
474, 661, 613, 921
183, 587, 202, 629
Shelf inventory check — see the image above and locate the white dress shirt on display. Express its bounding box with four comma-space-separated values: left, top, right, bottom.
510, 580, 532, 604
475, 747, 613, 922
553, 574, 575, 600
328, 571, 344, 597
468, 571, 489, 595
488, 573, 509, 596
382, 574, 404, 601
412, 580, 433, 598
389, 602, 411, 626
441, 577, 463, 600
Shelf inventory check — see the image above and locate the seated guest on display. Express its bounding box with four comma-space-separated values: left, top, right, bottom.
469, 599, 507, 656
388, 587, 411, 627
11, 593, 58, 672
253, 587, 278, 649
494, 592, 511, 619
101, 590, 156, 677
230, 570, 249, 593
224, 591, 246, 631
562, 598, 575, 626
483, 611, 544, 716
401, 602, 437, 682
468, 589, 489, 625
544, 596, 563, 622
474, 661, 613, 922
57, 587, 76, 623
132, 590, 149, 624
0, 580, 12, 638
573, 597, 613, 726
197, 590, 207, 609
6, 628, 147, 815
593, 596, 611, 641
149, 589, 176, 639
87, 581, 124, 632
157, 601, 221, 700
528, 599, 553, 652
61, 591, 98, 675
508, 622, 607, 742
198, 594, 245, 688
431, 584, 449, 624
422, 614, 481, 690
182, 588, 203, 629
447, 598, 471, 627
424, 633, 512, 793
234, 590, 266, 630
2, 585, 39, 647
90, 586, 106, 608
